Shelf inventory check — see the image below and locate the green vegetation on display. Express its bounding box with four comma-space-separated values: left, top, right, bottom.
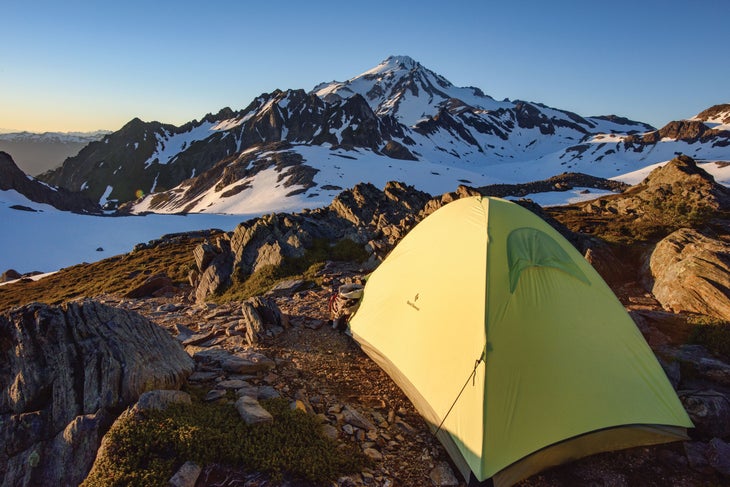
634, 194, 713, 241
0, 236, 205, 311
548, 199, 720, 246
81, 398, 366, 487
214, 238, 368, 302
687, 315, 730, 358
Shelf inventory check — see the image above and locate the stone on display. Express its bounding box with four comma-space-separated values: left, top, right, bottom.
239, 296, 288, 345
429, 461, 459, 486
321, 424, 339, 440
174, 324, 196, 342
169, 461, 202, 487
669, 344, 730, 387
684, 441, 709, 469
194, 251, 233, 303
187, 371, 221, 382
194, 242, 218, 272
235, 385, 259, 398
182, 331, 219, 347
235, 396, 273, 425
394, 418, 417, 435
134, 390, 191, 412
363, 447, 383, 461
645, 228, 730, 321
204, 389, 228, 402
267, 278, 305, 296
680, 389, 730, 439
216, 379, 249, 390
222, 351, 276, 374
0, 300, 193, 487
707, 438, 730, 477
343, 405, 376, 431
291, 400, 308, 413
257, 386, 280, 400
124, 273, 176, 298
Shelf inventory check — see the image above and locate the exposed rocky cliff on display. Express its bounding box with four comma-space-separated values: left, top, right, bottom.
192, 181, 432, 301
0, 299, 194, 486
0, 151, 99, 213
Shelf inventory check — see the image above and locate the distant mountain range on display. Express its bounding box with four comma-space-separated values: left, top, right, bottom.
31, 55, 730, 214
0, 131, 110, 176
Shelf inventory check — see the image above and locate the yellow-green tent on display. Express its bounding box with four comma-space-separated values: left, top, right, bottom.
348, 196, 692, 486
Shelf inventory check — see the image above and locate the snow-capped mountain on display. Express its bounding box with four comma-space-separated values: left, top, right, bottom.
0, 130, 110, 176
38, 56, 730, 215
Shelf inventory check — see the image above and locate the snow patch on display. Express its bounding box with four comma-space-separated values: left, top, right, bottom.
99, 185, 113, 205
0, 190, 245, 274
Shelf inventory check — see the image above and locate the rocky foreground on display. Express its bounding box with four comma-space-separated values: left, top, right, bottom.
2, 260, 729, 486
1, 155, 730, 485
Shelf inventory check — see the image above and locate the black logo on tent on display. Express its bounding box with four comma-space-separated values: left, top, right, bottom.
407, 293, 420, 311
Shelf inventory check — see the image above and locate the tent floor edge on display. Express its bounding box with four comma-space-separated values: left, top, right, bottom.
491, 424, 689, 487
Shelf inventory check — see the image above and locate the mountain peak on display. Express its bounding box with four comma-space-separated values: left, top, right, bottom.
371, 55, 420, 72
313, 55, 511, 125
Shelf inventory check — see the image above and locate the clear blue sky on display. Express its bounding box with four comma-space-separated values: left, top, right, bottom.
2, 0, 727, 133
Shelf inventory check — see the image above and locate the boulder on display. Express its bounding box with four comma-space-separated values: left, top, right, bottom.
680, 389, 730, 439
0, 300, 194, 487
239, 296, 288, 345
644, 228, 730, 321
194, 252, 233, 303
669, 344, 730, 388
124, 273, 176, 299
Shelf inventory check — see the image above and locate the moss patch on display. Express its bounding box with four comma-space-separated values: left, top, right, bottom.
81, 398, 366, 487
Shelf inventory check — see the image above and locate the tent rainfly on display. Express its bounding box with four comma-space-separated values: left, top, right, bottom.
348, 196, 692, 486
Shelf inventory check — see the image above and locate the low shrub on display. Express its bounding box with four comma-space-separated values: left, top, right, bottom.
687, 316, 730, 358
82, 398, 366, 487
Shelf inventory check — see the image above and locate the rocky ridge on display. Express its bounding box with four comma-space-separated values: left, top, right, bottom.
35, 56, 730, 214
0, 151, 100, 213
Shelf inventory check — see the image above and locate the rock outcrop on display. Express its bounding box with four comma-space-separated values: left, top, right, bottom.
644, 228, 730, 321
192, 181, 432, 301
580, 155, 730, 222
0, 151, 100, 213
0, 300, 194, 486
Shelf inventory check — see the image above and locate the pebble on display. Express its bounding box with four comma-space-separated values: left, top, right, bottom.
203, 389, 227, 402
